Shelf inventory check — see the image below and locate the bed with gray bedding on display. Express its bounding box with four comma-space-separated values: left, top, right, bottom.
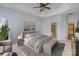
23, 31, 57, 55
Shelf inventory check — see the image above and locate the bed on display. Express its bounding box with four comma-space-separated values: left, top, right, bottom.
22, 31, 57, 55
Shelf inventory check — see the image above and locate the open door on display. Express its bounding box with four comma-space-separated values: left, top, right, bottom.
51, 23, 57, 39
68, 23, 74, 40
68, 23, 76, 55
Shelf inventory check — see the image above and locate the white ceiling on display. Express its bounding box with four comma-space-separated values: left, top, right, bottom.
0, 3, 79, 17
61, 3, 79, 16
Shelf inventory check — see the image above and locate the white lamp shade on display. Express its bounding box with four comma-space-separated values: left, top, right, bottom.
17, 36, 22, 39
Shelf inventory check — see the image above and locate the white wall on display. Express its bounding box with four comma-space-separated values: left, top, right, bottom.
0, 6, 40, 43
67, 14, 78, 27
40, 13, 79, 40
40, 15, 67, 40
61, 15, 67, 40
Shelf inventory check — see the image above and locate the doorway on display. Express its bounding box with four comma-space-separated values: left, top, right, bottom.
51, 23, 57, 39
68, 23, 74, 40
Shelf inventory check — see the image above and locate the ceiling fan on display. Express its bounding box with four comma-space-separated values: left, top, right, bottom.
34, 3, 51, 12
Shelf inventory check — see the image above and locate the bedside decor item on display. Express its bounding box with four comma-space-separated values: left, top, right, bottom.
17, 35, 24, 46
17, 35, 22, 39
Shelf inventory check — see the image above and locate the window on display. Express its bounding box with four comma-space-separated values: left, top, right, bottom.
0, 17, 7, 32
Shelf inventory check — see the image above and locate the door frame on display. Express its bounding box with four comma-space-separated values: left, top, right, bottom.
51, 22, 57, 39
67, 22, 75, 40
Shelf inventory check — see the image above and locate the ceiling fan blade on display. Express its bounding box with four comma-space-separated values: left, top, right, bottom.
43, 3, 50, 7
34, 3, 51, 12
45, 3, 50, 5
45, 7, 51, 9
40, 3, 45, 7
33, 6, 40, 8
40, 3, 44, 5
40, 3, 50, 5
40, 3, 50, 7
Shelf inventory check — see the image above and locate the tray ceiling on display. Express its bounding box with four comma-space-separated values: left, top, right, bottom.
0, 3, 69, 17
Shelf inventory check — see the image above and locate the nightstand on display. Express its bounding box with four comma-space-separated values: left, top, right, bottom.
16, 39, 24, 46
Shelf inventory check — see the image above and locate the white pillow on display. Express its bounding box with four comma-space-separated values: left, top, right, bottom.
24, 38, 30, 44
30, 34, 34, 37
33, 33, 37, 36
24, 34, 31, 44
24, 36, 33, 44
33, 33, 41, 37
24, 34, 30, 38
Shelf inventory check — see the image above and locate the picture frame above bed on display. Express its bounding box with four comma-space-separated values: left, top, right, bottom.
24, 25, 35, 31
23, 20, 36, 31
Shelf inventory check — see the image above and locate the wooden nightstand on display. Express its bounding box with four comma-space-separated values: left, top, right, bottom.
16, 39, 24, 46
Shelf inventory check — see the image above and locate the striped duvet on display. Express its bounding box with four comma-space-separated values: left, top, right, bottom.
24, 35, 50, 53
